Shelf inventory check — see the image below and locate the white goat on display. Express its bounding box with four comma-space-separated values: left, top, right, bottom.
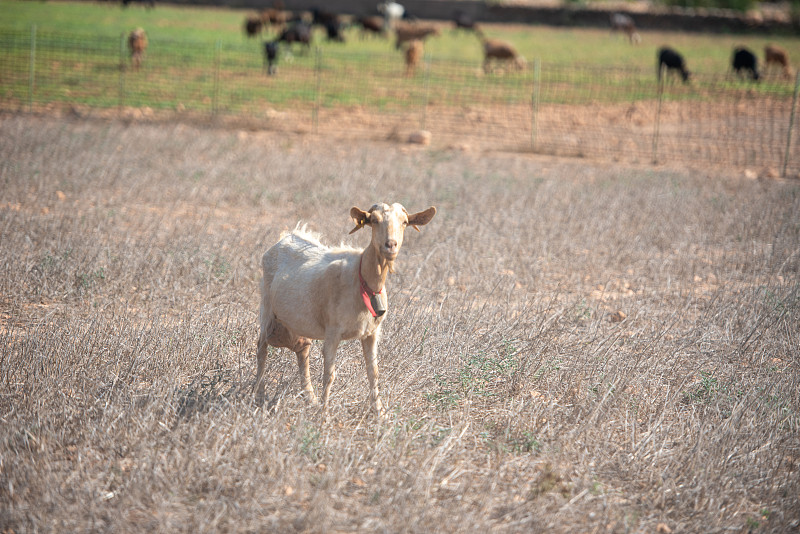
255, 203, 437, 417
378, 1, 404, 31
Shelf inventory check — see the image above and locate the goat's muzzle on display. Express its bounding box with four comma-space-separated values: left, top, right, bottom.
383, 239, 398, 259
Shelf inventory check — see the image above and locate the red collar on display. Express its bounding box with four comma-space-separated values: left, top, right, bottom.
359, 256, 383, 318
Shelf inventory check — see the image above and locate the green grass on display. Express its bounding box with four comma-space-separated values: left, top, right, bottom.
6, 0, 800, 67
2, 0, 799, 114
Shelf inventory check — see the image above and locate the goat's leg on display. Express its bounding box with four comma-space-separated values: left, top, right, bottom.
361, 333, 386, 418
320, 334, 341, 413
295, 341, 317, 405
254, 331, 270, 402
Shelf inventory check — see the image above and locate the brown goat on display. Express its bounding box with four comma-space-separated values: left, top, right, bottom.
404, 40, 423, 77
609, 13, 641, 44
764, 44, 792, 80
476, 28, 525, 73
260, 8, 290, 31
357, 15, 386, 39
395, 22, 440, 50
127, 28, 148, 71
244, 16, 263, 38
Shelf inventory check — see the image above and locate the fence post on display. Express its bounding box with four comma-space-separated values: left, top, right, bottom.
119, 33, 126, 111
313, 47, 322, 134
652, 77, 664, 164
531, 57, 540, 151
782, 71, 800, 178
212, 40, 221, 116
420, 52, 431, 131
28, 25, 36, 112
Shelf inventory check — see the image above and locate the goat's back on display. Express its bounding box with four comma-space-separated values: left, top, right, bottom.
262, 229, 364, 340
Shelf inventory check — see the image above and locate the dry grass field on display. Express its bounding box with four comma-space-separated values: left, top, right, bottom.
1, 112, 798, 532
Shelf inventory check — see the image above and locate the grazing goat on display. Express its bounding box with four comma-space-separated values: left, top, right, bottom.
260, 8, 291, 31
263, 40, 278, 75
609, 13, 641, 44
378, 1, 405, 31
279, 22, 312, 51
657, 46, 690, 83
404, 39, 423, 77
476, 28, 525, 73
127, 28, 148, 71
732, 47, 760, 81
395, 22, 440, 50
244, 16, 263, 38
324, 20, 346, 43
357, 15, 386, 38
121, 0, 155, 8
764, 44, 792, 79
255, 203, 437, 417
453, 10, 477, 31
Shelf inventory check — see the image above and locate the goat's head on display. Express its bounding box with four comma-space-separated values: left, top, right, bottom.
350, 203, 436, 265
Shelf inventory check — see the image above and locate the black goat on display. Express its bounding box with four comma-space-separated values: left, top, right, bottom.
325, 20, 346, 42
356, 16, 385, 38
732, 47, 760, 81
244, 16, 263, 38
453, 10, 477, 31
279, 22, 312, 50
121, 0, 155, 8
657, 47, 690, 83
312, 8, 339, 27
263, 40, 279, 75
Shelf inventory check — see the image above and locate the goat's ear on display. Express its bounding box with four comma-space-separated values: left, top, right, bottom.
407, 206, 436, 231
349, 207, 370, 234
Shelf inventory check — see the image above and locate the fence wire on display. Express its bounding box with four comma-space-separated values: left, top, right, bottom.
1, 28, 798, 175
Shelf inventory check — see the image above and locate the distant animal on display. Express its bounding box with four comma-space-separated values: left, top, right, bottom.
127, 28, 148, 71
476, 28, 525, 73
278, 22, 312, 51
121, 0, 155, 8
312, 8, 341, 31
657, 46, 690, 83
732, 47, 760, 81
378, 1, 405, 31
452, 10, 477, 31
324, 20, 346, 43
764, 44, 792, 79
356, 15, 386, 38
609, 13, 641, 44
254, 203, 437, 417
260, 8, 291, 31
394, 22, 439, 50
263, 40, 279, 75
244, 16, 263, 38
404, 39, 423, 77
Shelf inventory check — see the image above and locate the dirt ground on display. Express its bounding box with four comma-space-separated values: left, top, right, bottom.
15, 86, 798, 179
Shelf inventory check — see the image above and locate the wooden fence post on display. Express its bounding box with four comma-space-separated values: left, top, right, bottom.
119, 33, 126, 111
783, 71, 800, 178
28, 25, 36, 112
652, 77, 664, 164
313, 46, 322, 134
420, 52, 431, 131
212, 40, 221, 116
531, 57, 540, 151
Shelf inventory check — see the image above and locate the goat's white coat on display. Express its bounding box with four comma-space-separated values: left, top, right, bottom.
255, 203, 436, 416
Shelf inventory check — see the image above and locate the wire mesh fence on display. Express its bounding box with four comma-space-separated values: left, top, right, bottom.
2, 27, 798, 175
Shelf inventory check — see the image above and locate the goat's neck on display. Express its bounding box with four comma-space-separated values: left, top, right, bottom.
360, 247, 391, 293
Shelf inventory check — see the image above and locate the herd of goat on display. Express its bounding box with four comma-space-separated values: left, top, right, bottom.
125, 3, 794, 83
245, 2, 526, 76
